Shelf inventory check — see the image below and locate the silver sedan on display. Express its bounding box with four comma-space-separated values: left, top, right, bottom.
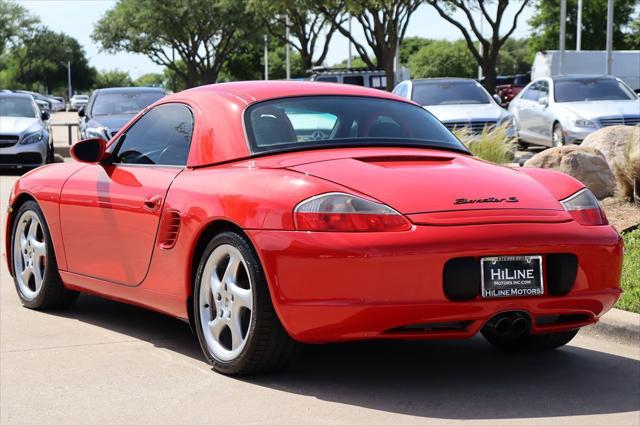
509, 75, 640, 147
0, 93, 52, 169
393, 78, 516, 137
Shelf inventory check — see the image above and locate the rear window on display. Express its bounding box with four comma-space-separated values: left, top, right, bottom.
244, 96, 467, 155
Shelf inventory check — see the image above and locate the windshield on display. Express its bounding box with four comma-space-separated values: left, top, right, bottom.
412, 81, 492, 105
244, 96, 467, 154
0, 97, 37, 118
554, 79, 636, 102
92, 91, 165, 115
74, 95, 88, 100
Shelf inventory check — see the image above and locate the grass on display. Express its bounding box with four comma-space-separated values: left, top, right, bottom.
453, 122, 517, 164
616, 228, 640, 313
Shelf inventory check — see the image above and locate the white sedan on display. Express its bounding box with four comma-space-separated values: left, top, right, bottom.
508, 75, 640, 147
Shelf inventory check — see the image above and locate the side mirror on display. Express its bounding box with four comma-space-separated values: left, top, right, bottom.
492, 94, 502, 104
78, 107, 85, 117
70, 138, 107, 163
538, 96, 548, 106
41, 110, 50, 121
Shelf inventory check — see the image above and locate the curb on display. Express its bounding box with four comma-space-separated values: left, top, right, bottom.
581, 308, 640, 346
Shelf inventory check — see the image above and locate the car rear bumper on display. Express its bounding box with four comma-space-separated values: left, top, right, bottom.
247, 222, 623, 343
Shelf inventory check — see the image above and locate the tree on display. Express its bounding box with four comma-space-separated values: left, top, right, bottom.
95, 69, 132, 88
0, 0, 39, 54
247, 0, 342, 72
399, 36, 432, 65
134, 73, 165, 87
314, 0, 422, 90
93, 0, 257, 88
497, 38, 533, 75
8, 28, 94, 93
425, 0, 531, 93
528, 0, 640, 53
410, 40, 476, 79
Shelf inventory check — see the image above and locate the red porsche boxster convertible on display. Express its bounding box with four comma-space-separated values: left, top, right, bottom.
5, 82, 622, 375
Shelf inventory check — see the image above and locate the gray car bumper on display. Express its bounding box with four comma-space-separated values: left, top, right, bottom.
0, 142, 48, 168
564, 126, 596, 144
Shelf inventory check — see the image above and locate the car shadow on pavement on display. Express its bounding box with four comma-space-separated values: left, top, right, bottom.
53, 294, 639, 420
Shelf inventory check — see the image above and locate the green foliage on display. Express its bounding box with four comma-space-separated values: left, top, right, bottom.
617, 229, 640, 313
498, 38, 535, 75
332, 56, 370, 68
410, 40, 476, 79
453, 123, 516, 164
0, 0, 39, 54
528, 0, 640, 54
217, 32, 305, 82
93, 0, 257, 88
246, 0, 337, 70
134, 73, 165, 88
2, 27, 94, 93
94, 69, 132, 88
400, 37, 432, 65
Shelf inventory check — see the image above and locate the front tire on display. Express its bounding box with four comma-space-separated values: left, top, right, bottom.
193, 231, 298, 375
552, 122, 566, 147
10, 200, 78, 309
482, 328, 579, 351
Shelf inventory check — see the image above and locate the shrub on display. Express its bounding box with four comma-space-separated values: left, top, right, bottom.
616, 228, 640, 313
453, 122, 517, 164
613, 131, 640, 202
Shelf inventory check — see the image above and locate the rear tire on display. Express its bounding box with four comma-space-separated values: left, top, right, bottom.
10, 200, 78, 309
193, 231, 299, 375
482, 328, 579, 351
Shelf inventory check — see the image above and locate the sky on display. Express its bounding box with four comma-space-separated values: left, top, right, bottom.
18, 0, 536, 79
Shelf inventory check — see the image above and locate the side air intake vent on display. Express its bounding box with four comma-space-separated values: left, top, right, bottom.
159, 210, 181, 250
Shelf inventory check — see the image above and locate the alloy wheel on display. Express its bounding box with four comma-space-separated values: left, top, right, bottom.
198, 244, 253, 362
12, 210, 47, 301
552, 125, 565, 147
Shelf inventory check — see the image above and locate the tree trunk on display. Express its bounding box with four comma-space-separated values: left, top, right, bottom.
383, 55, 395, 91
482, 62, 498, 94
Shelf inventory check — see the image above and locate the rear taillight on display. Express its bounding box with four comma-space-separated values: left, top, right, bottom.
294, 192, 412, 232
560, 188, 608, 226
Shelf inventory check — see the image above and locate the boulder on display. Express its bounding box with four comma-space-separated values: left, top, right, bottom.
524, 145, 616, 199
582, 125, 640, 170
612, 135, 640, 199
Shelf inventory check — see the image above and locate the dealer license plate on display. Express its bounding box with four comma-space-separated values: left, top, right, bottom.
481, 255, 543, 298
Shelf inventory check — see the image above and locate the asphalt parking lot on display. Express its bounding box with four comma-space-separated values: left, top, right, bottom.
0, 159, 639, 425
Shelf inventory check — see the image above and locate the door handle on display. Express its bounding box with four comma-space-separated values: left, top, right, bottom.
143, 194, 163, 211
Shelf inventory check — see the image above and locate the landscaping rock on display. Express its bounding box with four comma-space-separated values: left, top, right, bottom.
582, 125, 640, 170
524, 145, 616, 199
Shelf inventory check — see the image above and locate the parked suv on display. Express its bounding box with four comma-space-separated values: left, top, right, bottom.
79, 87, 166, 141
0, 92, 53, 169
508, 75, 640, 147
309, 67, 389, 90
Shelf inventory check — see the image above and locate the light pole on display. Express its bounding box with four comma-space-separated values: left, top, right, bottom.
606, 0, 614, 74
285, 15, 291, 80
559, 0, 567, 74
264, 34, 269, 80
65, 47, 72, 103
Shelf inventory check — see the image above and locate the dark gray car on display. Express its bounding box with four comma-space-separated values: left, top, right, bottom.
79, 87, 166, 141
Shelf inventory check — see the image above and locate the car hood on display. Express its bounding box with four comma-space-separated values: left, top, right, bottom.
90, 114, 136, 131
0, 116, 39, 134
424, 103, 507, 122
558, 100, 640, 120
286, 151, 566, 217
